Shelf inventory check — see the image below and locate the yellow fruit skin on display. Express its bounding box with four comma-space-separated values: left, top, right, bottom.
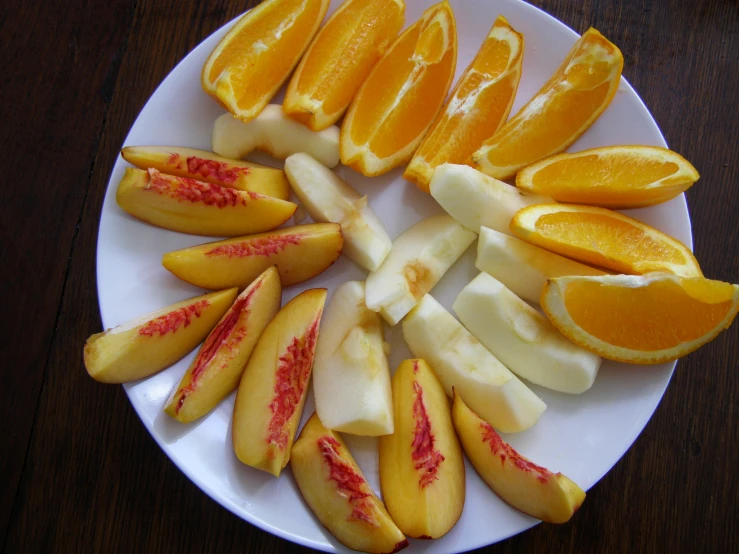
291, 413, 408, 553
379, 359, 465, 539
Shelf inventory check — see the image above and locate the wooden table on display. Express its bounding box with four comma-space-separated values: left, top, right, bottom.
2, 1, 737, 552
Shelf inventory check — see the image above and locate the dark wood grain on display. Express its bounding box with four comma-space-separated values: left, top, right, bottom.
2, 1, 737, 553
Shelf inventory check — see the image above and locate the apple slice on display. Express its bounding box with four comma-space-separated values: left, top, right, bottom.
162, 223, 344, 290
291, 413, 408, 553
116, 168, 296, 236
452, 391, 585, 523
212, 105, 340, 167
429, 164, 553, 234
379, 359, 465, 539
84, 288, 238, 383
164, 267, 281, 423
477, 227, 606, 304
121, 145, 289, 200
453, 273, 601, 394
232, 288, 326, 476
313, 281, 393, 436
365, 215, 476, 326
402, 294, 546, 433
284, 153, 392, 271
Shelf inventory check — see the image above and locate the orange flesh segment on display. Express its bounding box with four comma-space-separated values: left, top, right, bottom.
562, 279, 735, 351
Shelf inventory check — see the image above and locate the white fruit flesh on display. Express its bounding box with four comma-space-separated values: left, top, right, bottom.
476, 227, 606, 304
284, 153, 392, 271
313, 281, 393, 436
403, 294, 545, 432
429, 164, 553, 234
212, 105, 340, 167
453, 273, 601, 394
365, 215, 476, 326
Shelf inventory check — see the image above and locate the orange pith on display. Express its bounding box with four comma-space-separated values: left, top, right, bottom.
511, 204, 702, 278
516, 146, 700, 208
340, 0, 457, 176
283, 0, 405, 131
541, 274, 739, 364
470, 28, 623, 180
202, 0, 330, 121
404, 15, 523, 191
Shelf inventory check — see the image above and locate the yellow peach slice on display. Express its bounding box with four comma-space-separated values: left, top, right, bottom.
164, 267, 281, 423
84, 288, 238, 384
121, 145, 290, 200
162, 223, 344, 289
116, 168, 296, 236
232, 288, 326, 476
291, 413, 408, 553
379, 359, 465, 539
452, 391, 586, 523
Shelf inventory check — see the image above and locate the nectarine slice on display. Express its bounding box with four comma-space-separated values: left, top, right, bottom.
162, 223, 344, 289
291, 413, 408, 553
232, 288, 326, 476
116, 167, 296, 236
452, 391, 586, 523
164, 267, 281, 423
84, 288, 238, 383
379, 359, 465, 539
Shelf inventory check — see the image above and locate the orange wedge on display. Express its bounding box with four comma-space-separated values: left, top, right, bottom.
404, 15, 524, 192
340, 0, 457, 176
541, 273, 739, 364
510, 203, 702, 278
516, 146, 700, 208
283, 0, 406, 131
201, 0, 330, 122
470, 28, 623, 180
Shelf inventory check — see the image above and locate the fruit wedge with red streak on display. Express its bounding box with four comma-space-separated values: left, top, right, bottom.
452, 391, 586, 523
84, 288, 238, 383
291, 412, 408, 553
164, 267, 281, 423
232, 288, 326, 476
116, 167, 296, 236
121, 145, 290, 200
379, 359, 465, 539
162, 223, 344, 289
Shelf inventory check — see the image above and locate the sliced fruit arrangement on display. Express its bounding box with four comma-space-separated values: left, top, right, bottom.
340, 0, 457, 176
405, 15, 524, 191
162, 223, 343, 290
121, 145, 289, 200
232, 288, 326, 476
516, 145, 700, 209
164, 267, 281, 423
430, 163, 553, 235
470, 28, 624, 180
477, 226, 606, 304
454, 273, 601, 394
365, 214, 476, 325
84, 288, 237, 383
291, 413, 408, 553
116, 168, 296, 237
403, 294, 546, 433
313, 281, 393, 436
452, 392, 585, 523
213, 106, 341, 167
284, 153, 392, 271
511, 203, 703, 277
283, 0, 406, 131
201, 0, 330, 121
379, 359, 465, 539
542, 273, 739, 364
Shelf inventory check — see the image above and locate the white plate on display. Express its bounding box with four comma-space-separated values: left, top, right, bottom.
96, 0, 692, 551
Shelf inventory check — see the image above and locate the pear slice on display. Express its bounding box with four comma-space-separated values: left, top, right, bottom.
403, 294, 545, 433
452, 391, 585, 523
